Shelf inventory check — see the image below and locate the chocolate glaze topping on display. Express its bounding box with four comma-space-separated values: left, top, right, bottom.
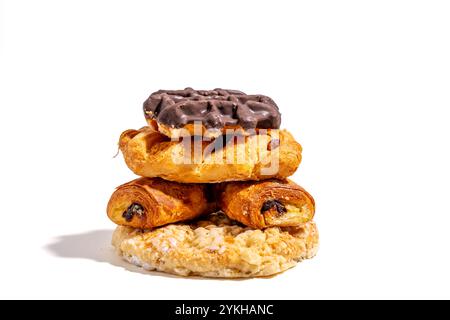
143, 88, 281, 130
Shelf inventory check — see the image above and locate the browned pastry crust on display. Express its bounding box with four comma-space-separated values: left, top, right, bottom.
218, 179, 315, 229
119, 126, 302, 183
107, 178, 209, 228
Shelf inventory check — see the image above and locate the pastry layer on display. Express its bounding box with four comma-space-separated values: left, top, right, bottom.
218, 179, 315, 229
107, 178, 209, 228
119, 126, 302, 183
112, 213, 319, 278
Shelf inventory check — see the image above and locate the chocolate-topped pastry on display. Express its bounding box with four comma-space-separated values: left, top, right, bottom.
143, 88, 281, 138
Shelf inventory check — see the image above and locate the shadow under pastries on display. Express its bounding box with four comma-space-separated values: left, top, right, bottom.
46, 229, 262, 281
45, 229, 179, 278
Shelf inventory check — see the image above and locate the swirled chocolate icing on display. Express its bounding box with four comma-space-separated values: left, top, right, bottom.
143, 88, 281, 130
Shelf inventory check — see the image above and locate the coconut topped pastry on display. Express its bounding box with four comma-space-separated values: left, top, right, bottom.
112, 213, 319, 278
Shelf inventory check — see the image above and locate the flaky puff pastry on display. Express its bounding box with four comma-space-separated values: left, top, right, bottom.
218, 179, 315, 229
107, 178, 209, 228
119, 126, 302, 183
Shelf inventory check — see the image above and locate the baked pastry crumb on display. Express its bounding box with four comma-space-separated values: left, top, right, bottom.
112, 213, 319, 278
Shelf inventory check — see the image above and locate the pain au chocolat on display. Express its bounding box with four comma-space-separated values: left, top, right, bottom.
107, 177, 314, 229
107, 178, 210, 229
217, 179, 315, 229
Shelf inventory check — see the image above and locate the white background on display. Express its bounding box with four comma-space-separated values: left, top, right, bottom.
1, 0, 449, 300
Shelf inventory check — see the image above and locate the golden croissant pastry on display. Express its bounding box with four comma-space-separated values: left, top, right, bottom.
218, 179, 315, 229
119, 126, 302, 183
107, 178, 209, 228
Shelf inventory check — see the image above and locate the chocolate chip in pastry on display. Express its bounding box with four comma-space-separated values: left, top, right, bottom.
107, 177, 210, 228
218, 179, 315, 229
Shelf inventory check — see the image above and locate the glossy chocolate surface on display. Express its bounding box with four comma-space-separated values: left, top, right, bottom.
143, 88, 281, 130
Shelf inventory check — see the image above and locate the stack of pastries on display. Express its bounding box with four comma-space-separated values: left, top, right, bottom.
108, 88, 319, 278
